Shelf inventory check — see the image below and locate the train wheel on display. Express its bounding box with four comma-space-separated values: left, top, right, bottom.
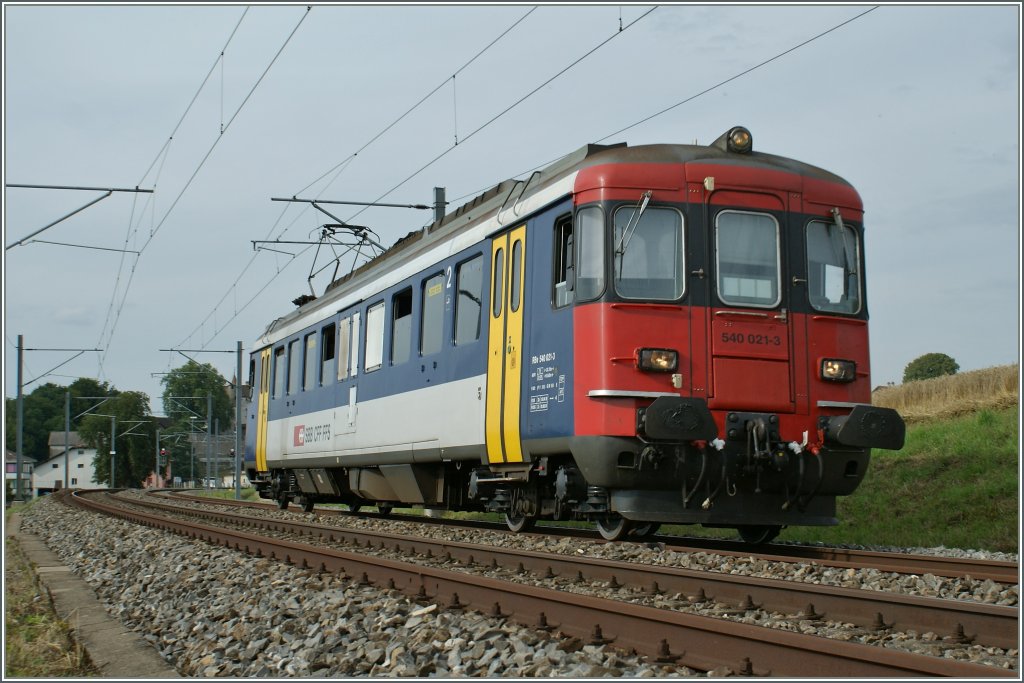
347, 504, 362, 513
504, 513, 536, 533
276, 495, 289, 511
630, 523, 661, 539
596, 514, 633, 541
301, 497, 315, 513
737, 525, 781, 544
377, 505, 393, 515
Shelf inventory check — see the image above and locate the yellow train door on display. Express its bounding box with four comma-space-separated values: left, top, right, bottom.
255, 348, 271, 473
485, 225, 527, 464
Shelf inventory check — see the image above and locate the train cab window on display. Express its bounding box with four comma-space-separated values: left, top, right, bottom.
421, 273, 445, 356
715, 210, 781, 308
365, 303, 385, 372
272, 346, 286, 399
303, 333, 317, 390
287, 339, 301, 394
806, 220, 861, 314
553, 214, 574, 308
320, 323, 336, 386
392, 288, 412, 365
613, 206, 684, 300
248, 358, 255, 390
455, 255, 483, 345
575, 206, 605, 301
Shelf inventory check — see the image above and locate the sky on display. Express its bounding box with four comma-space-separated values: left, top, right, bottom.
3, 3, 1021, 415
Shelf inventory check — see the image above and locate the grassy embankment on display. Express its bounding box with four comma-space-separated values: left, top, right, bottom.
4, 501, 99, 678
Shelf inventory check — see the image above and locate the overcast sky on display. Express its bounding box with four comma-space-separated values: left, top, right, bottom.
3, 3, 1020, 413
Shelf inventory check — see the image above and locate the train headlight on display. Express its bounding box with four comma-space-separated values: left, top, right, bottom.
727, 126, 752, 154
638, 348, 678, 372
821, 358, 856, 383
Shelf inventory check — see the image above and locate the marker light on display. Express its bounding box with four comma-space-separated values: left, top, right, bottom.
821, 358, 856, 383
727, 126, 753, 154
638, 348, 679, 372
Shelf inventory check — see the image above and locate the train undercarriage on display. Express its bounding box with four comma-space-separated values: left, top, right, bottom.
252, 404, 903, 543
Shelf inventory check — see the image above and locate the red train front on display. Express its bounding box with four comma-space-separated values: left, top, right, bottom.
517, 127, 905, 541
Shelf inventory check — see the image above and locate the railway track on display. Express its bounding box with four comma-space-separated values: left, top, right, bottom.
63, 490, 1017, 677
164, 491, 1020, 585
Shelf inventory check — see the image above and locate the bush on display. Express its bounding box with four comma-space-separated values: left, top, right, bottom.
903, 352, 959, 383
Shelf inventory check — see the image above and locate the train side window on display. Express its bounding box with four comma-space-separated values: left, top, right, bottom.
553, 214, 574, 308
575, 206, 605, 301
320, 323, 336, 386
365, 303, 385, 372
337, 318, 351, 381
492, 248, 505, 317
510, 239, 523, 312
287, 339, 301, 394
392, 288, 412, 365
421, 273, 445, 356
455, 255, 483, 345
272, 346, 286, 399
303, 332, 317, 390
806, 220, 861, 314
715, 210, 781, 308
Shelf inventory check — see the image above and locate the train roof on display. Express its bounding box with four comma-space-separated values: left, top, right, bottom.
259, 132, 852, 343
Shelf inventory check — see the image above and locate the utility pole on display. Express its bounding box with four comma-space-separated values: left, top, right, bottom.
155, 428, 161, 488
206, 393, 212, 491
235, 340, 243, 500
110, 415, 116, 488
64, 392, 70, 491
16, 335, 24, 500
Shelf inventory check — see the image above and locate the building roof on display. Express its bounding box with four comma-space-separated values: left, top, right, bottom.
48, 431, 87, 448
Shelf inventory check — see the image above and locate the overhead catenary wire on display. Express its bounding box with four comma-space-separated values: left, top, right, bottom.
176, 7, 538, 351
450, 5, 880, 206
180, 6, 652, 353
96, 6, 312, 374
344, 6, 658, 225
95, 7, 250, 371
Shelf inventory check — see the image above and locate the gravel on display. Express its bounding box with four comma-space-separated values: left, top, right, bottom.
21, 493, 1020, 676
21, 496, 697, 677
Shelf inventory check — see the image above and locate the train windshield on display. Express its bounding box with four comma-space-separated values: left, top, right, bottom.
715, 210, 781, 307
806, 220, 861, 314
613, 206, 685, 300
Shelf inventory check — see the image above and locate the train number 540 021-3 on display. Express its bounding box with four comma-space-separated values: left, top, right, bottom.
721, 332, 782, 346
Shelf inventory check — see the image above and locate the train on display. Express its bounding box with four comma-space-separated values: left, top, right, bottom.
244, 126, 905, 543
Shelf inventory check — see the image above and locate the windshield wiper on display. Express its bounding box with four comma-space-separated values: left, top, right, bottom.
615, 190, 653, 257
829, 207, 856, 275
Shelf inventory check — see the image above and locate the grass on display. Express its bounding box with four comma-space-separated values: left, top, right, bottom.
4, 505, 99, 678
200, 486, 261, 502
771, 405, 1019, 551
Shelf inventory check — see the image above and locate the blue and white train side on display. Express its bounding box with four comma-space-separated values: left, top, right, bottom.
245, 128, 904, 542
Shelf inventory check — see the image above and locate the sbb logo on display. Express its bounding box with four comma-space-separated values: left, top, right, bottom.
294, 425, 305, 447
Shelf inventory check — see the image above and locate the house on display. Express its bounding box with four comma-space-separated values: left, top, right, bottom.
32, 432, 99, 496
5, 448, 34, 501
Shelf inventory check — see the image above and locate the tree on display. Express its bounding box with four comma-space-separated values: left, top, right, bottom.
160, 361, 234, 480
78, 391, 155, 487
903, 353, 960, 383
4, 378, 116, 461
